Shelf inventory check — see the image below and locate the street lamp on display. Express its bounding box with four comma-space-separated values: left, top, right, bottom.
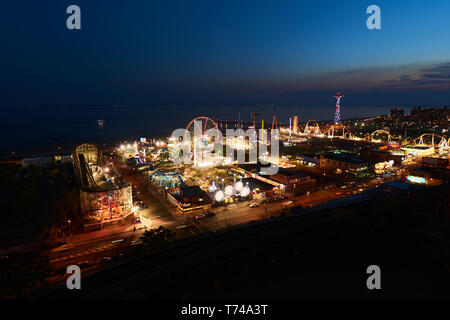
67, 219, 72, 239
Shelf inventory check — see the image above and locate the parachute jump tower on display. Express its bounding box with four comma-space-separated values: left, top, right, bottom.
333, 92, 344, 124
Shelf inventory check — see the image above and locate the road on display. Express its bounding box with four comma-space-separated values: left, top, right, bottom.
43, 156, 419, 285
43, 159, 201, 284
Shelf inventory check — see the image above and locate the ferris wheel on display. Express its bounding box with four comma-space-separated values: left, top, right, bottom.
185, 116, 219, 137
184, 117, 222, 167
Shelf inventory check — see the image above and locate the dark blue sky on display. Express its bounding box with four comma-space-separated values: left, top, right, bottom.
1, 0, 449, 106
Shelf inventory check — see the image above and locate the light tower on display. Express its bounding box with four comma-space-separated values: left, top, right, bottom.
293, 115, 299, 133
333, 92, 344, 124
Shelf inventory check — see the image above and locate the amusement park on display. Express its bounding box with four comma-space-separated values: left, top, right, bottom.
40, 92, 449, 237
4, 0, 450, 303
107, 93, 449, 223
1, 91, 449, 301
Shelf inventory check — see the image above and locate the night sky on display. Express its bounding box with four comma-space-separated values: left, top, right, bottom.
1, 0, 449, 106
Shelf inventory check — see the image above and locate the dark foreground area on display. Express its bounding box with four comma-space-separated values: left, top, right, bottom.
37, 183, 450, 300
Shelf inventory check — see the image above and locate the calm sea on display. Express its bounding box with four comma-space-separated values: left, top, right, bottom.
0, 105, 411, 155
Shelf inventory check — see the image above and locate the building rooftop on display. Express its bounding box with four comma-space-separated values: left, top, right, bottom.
276, 168, 309, 178
242, 177, 276, 192
238, 162, 272, 174
383, 181, 426, 191
171, 185, 212, 205
322, 152, 365, 164
402, 145, 434, 150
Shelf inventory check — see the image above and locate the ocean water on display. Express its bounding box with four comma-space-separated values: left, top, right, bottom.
0, 105, 409, 154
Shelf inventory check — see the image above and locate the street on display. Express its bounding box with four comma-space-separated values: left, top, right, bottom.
43, 156, 420, 286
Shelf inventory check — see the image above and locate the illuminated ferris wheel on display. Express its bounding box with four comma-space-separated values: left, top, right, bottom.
184, 116, 221, 167
185, 116, 219, 137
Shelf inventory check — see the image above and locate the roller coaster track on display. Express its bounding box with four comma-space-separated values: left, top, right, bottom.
405, 133, 450, 147
77, 153, 97, 190
303, 120, 321, 135
362, 129, 396, 141
301, 120, 449, 148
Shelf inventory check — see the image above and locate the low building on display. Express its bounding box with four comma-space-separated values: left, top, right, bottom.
421, 157, 449, 169
23, 155, 54, 168
295, 154, 320, 168
362, 149, 404, 165
23, 154, 72, 168
270, 169, 311, 185
320, 153, 368, 175
269, 168, 315, 193
236, 162, 272, 176
407, 166, 450, 185
401, 145, 435, 157
241, 177, 280, 199
0, 154, 23, 166
168, 185, 212, 213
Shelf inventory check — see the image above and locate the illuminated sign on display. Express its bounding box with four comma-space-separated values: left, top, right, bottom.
140, 137, 147, 143
406, 175, 426, 184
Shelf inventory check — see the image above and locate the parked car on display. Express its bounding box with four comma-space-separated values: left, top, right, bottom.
195, 213, 206, 220
78, 261, 95, 269
206, 211, 216, 217
51, 244, 73, 253
97, 257, 112, 264
52, 267, 67, 276
249, 203, 260, 208
112, 254, 124, 261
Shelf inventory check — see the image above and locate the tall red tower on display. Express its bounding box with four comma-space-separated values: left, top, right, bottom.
333, 92, 344, 124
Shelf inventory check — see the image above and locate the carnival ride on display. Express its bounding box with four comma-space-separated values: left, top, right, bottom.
186, 116, 219, 137
73, 143, 134, 224
303, 120, 321, 135
405, 133, 450, 153
211, 179, 251, 202
73, 143, 99, 190
296, 121, 449, 151
183, 117, 224, 168
333, 92, 344, 124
